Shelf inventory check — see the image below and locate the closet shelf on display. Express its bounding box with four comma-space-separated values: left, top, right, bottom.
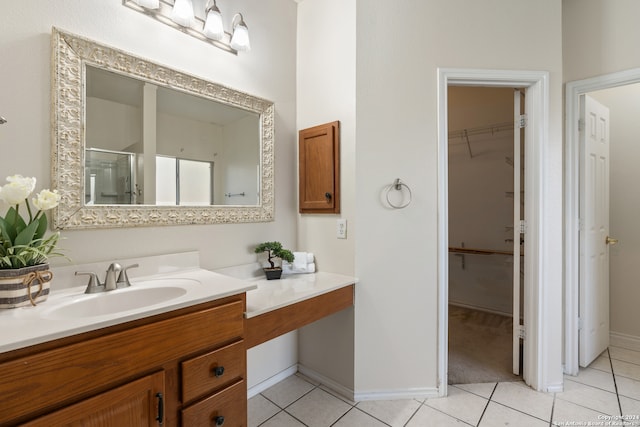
448, 121, 514, 140
449, 246, 524, 256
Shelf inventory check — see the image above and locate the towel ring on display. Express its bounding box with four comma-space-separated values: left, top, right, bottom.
385, 178, 412, 209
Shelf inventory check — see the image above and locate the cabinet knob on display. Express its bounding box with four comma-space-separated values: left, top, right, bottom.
325, 192, 332, 200
214, 415, 225, 426
212, 366, 225, 377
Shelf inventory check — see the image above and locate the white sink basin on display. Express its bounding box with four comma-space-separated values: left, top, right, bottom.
41, 278, 199, 319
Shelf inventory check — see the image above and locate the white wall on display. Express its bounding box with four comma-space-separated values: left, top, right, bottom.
296, 0, 357, 391
589, 85, 640, 340
563, 0, 640, 350
563, 0, 640, 83
352, 0, 563, 395
0, 0, 297, 391
0, 0, 297, 268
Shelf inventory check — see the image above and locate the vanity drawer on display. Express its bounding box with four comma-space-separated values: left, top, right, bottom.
182, 340, 245, 404
182, 379, 246, 426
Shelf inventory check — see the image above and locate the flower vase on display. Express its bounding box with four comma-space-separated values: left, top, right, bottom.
0, 264, 53, 309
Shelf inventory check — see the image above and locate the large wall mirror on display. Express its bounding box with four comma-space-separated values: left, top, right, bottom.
51, 28, 274, 229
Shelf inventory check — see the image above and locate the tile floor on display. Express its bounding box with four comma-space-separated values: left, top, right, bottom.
248, 346, 640, 426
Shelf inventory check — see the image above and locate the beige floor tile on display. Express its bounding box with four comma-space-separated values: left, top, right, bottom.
261, 375, 316, 408
319, 384, 357, 406
589, 354, 613, 373
453, 382, 497, 399
479, 402, 548, 427
405, 405, 471, 426
613, 359, 640, 381
424, 385, 488, 426
248, 394, 280, 427
295, 371, 321, 386
552, 398, 608, 426
356, 399, 421, 427
617, 375, 640, 401
286, 388, 351, 427
333, 408, 388, 427
491, 381, 554, 421
565, 366, 617, 393
261, 410, 306, 427
620, 396, 640, 426
610, 346, 640, 366
557, 378, 620, 416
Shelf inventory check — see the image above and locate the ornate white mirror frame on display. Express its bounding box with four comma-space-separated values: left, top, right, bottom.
51, 28, 274, 229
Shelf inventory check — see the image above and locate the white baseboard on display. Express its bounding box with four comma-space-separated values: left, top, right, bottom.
247, 365, 298, 398
610, 331, 640, 352
297, 364, 355, 401
544, 382, 564, 393
249, 364, 441, 402
354, 386, 440, 401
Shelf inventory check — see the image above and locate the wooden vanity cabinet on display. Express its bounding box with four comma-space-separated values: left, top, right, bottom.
0, 294, 247, 427
22, 371, 166, 426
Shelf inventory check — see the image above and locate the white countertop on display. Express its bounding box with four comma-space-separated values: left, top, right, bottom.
0, 268, 256, 354
245, 271, 358, 318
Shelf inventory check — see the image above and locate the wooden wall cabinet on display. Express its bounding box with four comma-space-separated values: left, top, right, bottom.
299, 121, 340, 214
0, 294, 247, 427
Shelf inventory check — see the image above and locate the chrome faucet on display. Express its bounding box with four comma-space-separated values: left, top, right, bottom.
76, 263, 139, 294
104, 263, 122, 291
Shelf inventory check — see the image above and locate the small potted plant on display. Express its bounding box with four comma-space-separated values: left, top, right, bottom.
0, 175, 63, 308
254, 241, 294, 280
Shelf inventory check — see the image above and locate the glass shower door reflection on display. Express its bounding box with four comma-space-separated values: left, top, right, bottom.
85, 149, 136, 205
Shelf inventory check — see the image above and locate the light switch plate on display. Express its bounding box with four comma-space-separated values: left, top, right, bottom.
337, 219, 347, 239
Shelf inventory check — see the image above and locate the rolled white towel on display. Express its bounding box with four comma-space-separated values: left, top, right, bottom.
293, 252, 308, 270
306, 253, 315, 263
282, 261, 316, 275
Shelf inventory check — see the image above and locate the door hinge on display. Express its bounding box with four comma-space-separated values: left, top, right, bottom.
578, 118, 585, 132
518, 324, 526, 340
578, 317, 583, 331
518, 114, 527, 129
519, 220, 527, 234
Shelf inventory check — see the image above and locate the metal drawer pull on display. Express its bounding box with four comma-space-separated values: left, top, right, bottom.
213, 366, 225, 377
214, 415, 225, 426
156, 392, 164, 423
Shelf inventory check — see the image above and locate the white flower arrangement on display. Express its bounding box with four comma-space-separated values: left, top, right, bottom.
0, 175, 63, 269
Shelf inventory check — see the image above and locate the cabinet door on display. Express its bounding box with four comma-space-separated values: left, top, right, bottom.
23, 371, 165, 427
299, 121, 340, 213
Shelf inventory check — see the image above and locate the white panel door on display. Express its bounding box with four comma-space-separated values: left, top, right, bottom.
579, 95, 611, 367
513, 90, 523, 375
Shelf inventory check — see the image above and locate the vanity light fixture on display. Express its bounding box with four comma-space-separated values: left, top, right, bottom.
133, 0, 159, 9
122, 0, 250, 55
170, 0, 195, 27
230, 13, 250, 51
203, 0, 224, 41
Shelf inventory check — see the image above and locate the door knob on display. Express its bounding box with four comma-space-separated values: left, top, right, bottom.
606, 236, 619, 245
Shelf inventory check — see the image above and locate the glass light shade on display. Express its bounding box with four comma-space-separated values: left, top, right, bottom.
230, 22, 250, 51
134, 0, 159, 9
203, 9, 224, 40
170, 0, 194, 27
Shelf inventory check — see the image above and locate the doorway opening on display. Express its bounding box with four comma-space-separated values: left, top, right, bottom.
447, 86, 524, 385
565, 69, 640, 375
437, 68, 556, 396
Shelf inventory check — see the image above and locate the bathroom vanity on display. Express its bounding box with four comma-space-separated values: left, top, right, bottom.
0, 263, 356, 426
0, 267, 255, 426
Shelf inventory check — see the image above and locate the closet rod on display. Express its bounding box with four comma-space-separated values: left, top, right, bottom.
448, 121, 514, 140
449, 246, 524, 257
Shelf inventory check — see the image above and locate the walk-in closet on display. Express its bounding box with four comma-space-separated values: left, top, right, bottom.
447, 86, 524, 385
